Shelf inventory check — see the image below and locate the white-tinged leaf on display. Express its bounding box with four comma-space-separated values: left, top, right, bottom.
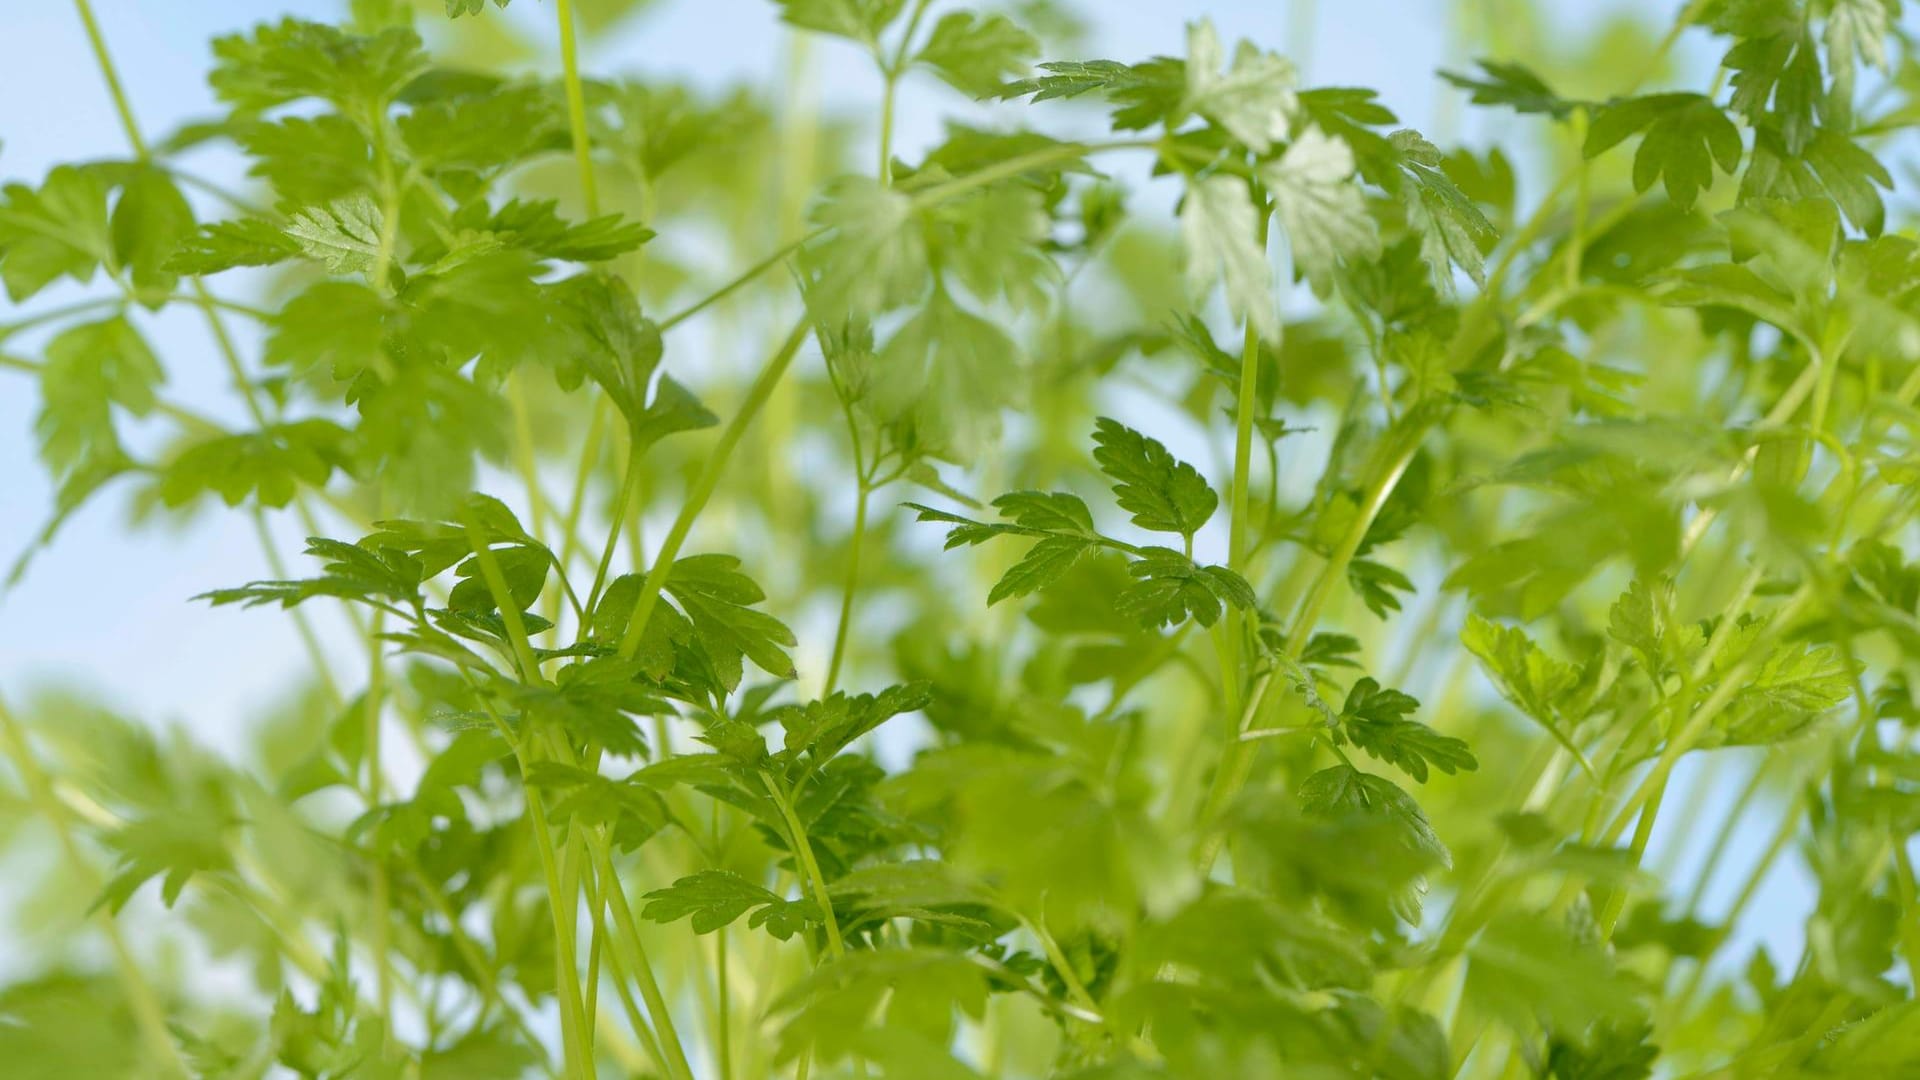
1182, 19, 1297, 153
285, 194, 383, 275
1181, 173, 1276, 339
1260, 125, 1380, 289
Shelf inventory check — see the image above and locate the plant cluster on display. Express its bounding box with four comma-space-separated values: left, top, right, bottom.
3, 0, 1920, 1077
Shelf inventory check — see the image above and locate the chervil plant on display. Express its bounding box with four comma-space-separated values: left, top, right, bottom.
5, 0, 1920, 1075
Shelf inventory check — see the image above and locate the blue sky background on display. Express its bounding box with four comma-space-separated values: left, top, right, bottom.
0, 0, 1825, 972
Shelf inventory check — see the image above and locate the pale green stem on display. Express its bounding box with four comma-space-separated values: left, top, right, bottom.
616, 319, 810, 661
591, 836, 697, 1080
761, 772, 846, 959
555, 0, 600, 216
823, 480, 871, 696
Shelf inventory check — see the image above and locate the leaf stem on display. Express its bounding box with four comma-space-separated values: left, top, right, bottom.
875, 0, 934, 184
71, 0, 148, 160
468, 683, 596, 1080
589, 834, 697, 1080
823, 479, 871, 696
616, 319, 810, 662
461, 506, 547, 682
761, 772, 846, 959
555, 0, 601, 216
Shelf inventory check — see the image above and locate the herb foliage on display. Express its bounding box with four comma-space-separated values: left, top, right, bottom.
4, 0, 1920, 1077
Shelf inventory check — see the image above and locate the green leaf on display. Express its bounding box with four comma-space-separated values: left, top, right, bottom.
1608, 577, 1691, 678
991, 490, 1098, 535
285, 194, 384, 274
460, 199, 654, 262
1115, 547, 1256, 629
34, 316, 163, 480
1825, 0, 1894, 126
1091, 417, 1219, 537
1709, 635, 1856, 746
398, 83, 562, 171
209, 19, 426, 112
1260, 125, 1379, 290
663, 555, 799, 690
156, 420, 355, 509
508, 659, 666, 758
445, 0, 508, 16
1298, 764, 1451, 869
998, 58, 1187, 132
166, 217, 300, 274
1742, 126, 1893, 236
989, 535, 1096, 605
1466, 912, 1640, 1031
1724, 25, 1821, 153
771, 948, 989, 1065
555, 273, 663, 422
1394, 129, 1498, 288
1440, 58, 1574, 119
449, 543, 551, 615
771, 0, 905, 45
0, 165, 112, 301
235, 114, 373, 205
1180, 19, 1298, 153
1338, 677, 1477, 784
1658, 263, 1801, 333
0, 975, 145, 1079
873, 293, 1022, 459
110, 165, 195, 299
200, 536, 425, 611
1348, 557, 1416, 619
265, 281, 389, 379
642, 869, 823, 939
913, 12, 1038, 99
802, 177, 927, 316
1180, 173, 1276, 340
774, 682, 932, 761
524, 762, 670, 850
1583, 93, 1741, 211
1461, 614, 1593, 771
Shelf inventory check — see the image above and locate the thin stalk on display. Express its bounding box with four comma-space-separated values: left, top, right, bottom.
578, 853, 668, 1074
250, 509, 343, 708
875, 0, 935, 184
1194, 422, 1426, 876
1219, 267, 1270, 761
365, 609, 393, 1044
509, 375, 550, 544
1670, 785, 1804, 1012
461, 509, 547, 682
616, 319, 810, 661
72, 0, 148, 159
0, 693, 185, 1077
587, 439, 642, 620
468, 687, 595, 1080
555, 0, 600, 216
658, 230, 822, 332
0, 295, 122, 337
761, 772, 846, 959
716, 926, 733, 1080
1229, 318, 1266, 568
555, 401, 611, 624
400, 858, 556, 1074
823, 480, 871, 696
1680, 755, 1772, 915
591, 837, 697, 1080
